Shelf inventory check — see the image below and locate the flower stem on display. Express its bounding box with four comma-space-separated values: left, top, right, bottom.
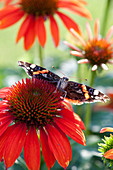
85, 70, 96, 134
38, 44, 43, 66
101, 0, 111, 36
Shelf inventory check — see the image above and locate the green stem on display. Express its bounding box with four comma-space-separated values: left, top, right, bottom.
38, 44, 43, 67
85, 71, 96, 135
101, 0, 111, 36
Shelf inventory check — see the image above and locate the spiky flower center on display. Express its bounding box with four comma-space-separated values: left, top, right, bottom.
20, 0, 58, 16
6, 78, 62, 128
84, 39, 113, 65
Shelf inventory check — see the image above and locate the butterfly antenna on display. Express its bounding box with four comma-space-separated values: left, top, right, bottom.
52, 66, 87, 81
52, 66, 68, 77
71, 76, 88, 82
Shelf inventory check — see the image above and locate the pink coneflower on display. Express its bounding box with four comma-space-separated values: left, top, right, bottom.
65, 19, 113, 71
0, 78, 86, 169
0, 0, 91, 50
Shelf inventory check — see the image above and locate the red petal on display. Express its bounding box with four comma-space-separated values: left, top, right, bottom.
0, 115, 12, 136
24, 126, 40, 170
56, 11, 81, 34
100, 127, 113, 133
16, 15, 34, 42
58, 1, 92, 19
63, 100, 73, 112
40, 127, 55, 169
0, 10, 24, 29
0, 125, 15, 161
104, 149, 113, 159
73, 112, 85, 130
24, 16, 36, 50
55, 117, 86, 146
4, 123, 27, 168
59, 107, 85, 129
45, 124, 72, 168
0, 87, 10, 98
0, 101, 9, 110
49, 15, 59, 47
35, 16, 46, 47
0, 6, 20, 20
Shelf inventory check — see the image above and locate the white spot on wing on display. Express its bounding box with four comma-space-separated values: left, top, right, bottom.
94, 90, 99, 95
30, 64, 36, 69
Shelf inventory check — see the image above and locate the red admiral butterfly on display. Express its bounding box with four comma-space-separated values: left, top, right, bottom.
18, 61, 109, 105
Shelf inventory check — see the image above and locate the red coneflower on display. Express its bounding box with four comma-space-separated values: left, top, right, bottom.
0, 0, 91, 50
0, 78, 86, 170
64, 19, 113, 71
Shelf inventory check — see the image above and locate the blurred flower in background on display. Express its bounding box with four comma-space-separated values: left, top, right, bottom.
98, 127, 113, 167
0, 78, 85, 169
94, 88, 113, 113
65, 19, 113, 71
0, 0, 12, 5
0, 0, 91, 50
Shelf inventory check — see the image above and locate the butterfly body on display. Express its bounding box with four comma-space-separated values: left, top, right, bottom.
18, 61, 109, 105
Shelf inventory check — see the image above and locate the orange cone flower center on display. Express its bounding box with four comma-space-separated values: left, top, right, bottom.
20, 0, 58, 16
7, 79, 62, 127
84, 39, 113, 65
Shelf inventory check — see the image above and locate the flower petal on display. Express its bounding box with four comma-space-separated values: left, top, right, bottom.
0, 6, 20, 20
0, 87, 10, 98
63, 100, 73, 112
59, 107, 85, 129
49, 15, 59, 47
0, 10, 24, 29
86, 22, 92, 41
94, 18, 100, 40
104, 149, 113, 159
45, 124, 72, 168
0, 101, 9, 111
24, 126, 40, 170
0, 115, 12, 136
59, 2, 92, 20
40, 127, 55, 169
101, 63, 108, 70
78, 59, 89, 64
16, 15, 34, 42
108, 60, 113, 64
35, 16, 46, 47
4, 123, 27, 168
55, 117, 86, 146
91, 64, 98, 71
24, 16, 35, 50
106, 26, 113, 40
70, 50, 84, 57
56, 11, 81, 34
63, 41, 82, 51
70, 28, 86, 46
100, 127, 113, 133
0, 125, 15, 161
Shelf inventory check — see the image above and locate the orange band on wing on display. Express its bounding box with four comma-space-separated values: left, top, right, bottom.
33, 70, 49, 75
65, 98, 83, 105
81, 85, 90, 100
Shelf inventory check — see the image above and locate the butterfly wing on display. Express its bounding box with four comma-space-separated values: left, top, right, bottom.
18, 61, 60, 82
64, 81, 109, 105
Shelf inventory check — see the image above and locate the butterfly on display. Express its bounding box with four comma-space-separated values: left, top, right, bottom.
18, 61, 109, 105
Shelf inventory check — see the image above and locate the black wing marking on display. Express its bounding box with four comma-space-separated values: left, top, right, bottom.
18, 61, 60, 82
64, 81, 109, 105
